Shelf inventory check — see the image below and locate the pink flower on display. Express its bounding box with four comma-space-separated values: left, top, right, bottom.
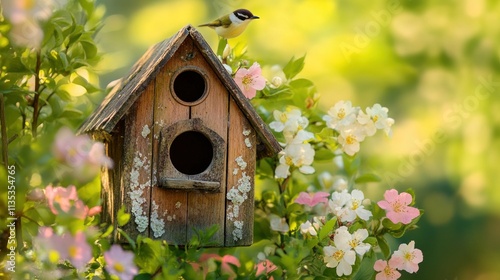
195, 253, 241, 279
391, 241, 423, 273
53, 127, 113, 179
34, 228, 92, 270
377, 189, 420, 224
45, 185, 79, 214
58, 231, 92, 270
234, 62, 266, 99
104, 245, 138, 280
374, 258, 401, 280
256, 259, 277, 278
44, 185, 101, 219
295, 191, 330, 207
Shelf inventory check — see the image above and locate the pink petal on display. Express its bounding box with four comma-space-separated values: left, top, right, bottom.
373, 260, 387, 272
295, 192, 313, 205
251, 76, 266, 90
384, 189, 399, 202
377, 200, 391, 210
399, 192, 413, 205
87, 206, 102, 216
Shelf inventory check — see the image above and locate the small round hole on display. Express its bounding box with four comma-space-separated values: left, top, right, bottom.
172, 69, 207, 104
170, 131, 213, 175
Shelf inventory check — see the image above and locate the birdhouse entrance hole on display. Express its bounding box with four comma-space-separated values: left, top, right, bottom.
170, 130, 213, 175
171, 67, 208, 105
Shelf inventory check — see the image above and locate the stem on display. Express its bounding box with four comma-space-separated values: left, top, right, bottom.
31, 52, 42, 138
0, 93, 8, 169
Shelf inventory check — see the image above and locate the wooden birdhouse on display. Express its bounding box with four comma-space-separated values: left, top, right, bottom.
79, 25, 281, 246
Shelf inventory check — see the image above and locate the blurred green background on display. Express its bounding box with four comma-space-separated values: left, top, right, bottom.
94, 0, 500, 279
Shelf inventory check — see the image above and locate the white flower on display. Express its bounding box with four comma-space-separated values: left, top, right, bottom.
337, 125, 366, 156
269, 107, 309, 138
346, 189, 372, 222
269, 214, 289, 233
358, 104, 394, 136
323, 228, 356, 276
323, 100, 358, 130
288, 129, 315, 144
299, 221, 317, 236
275, 143, 315, 178
347, 228, 371, 256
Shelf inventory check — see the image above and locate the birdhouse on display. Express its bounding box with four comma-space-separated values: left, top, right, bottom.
79, 25, 281, 246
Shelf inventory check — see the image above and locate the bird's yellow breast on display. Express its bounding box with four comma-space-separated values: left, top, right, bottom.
215, 21, 252, 39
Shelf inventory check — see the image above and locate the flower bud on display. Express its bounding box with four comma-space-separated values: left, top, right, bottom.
222, 43, 231, 59
270, 76, 282, 88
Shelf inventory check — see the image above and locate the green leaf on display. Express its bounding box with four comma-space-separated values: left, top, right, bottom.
376, 235, 391, 258
382, 218, 402, 231
354, 173, 381, 184
135, 238, 165, 274
283, 55, 306, 80
319, 217, 337, 240
59, 83, 87, 97
100, 225, 114, 238
117, 206, 131, 227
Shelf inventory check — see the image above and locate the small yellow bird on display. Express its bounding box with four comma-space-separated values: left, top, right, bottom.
199, 9, 259, 39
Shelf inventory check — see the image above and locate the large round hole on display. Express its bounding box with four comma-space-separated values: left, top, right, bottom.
170, 131, 213, 175
172, 69, 207, 103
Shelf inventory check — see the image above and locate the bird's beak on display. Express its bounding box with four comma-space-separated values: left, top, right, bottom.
251, 16, 260, 19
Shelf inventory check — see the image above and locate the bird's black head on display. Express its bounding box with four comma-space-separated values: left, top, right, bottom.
233, 9, 259, 21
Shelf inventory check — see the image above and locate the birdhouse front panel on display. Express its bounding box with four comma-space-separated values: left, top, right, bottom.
79, 25, 281, 247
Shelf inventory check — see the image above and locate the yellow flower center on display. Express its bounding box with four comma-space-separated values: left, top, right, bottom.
68, 246, 78, 258
393, 201, 404, 213
279, 113, 288, 123
404, 252, 414, 261
351, 200, 359, 210
333, 250, 345, 261
114, 263, 125, 273
373, 115, 379, 122
242, 75, 253, 87
345, 135, 356, 145
285, 156, 293, 166
337, 108, 346, 119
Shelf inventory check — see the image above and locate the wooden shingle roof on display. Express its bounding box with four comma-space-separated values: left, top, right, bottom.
79, 25, 281, 158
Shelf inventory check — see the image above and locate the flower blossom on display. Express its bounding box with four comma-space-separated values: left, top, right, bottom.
275, 143, 315, 178
269, 214, 289, 233
234, 62, 266, 99
299, 220, 318, 236
391, 241, 423, 273
33, 228, 92, 270
337, 125, 366, 156
374, 258, 401, 280
328, 189, 372, 223
323, 227, 356, 276
358, 104, 395, 136
194, 253, 241, 279
104, 245, 138, 280
323, 100, 358, 130
2, 0, 61, 48
53, 127, 113, 180
256, 259, 278, 278
377, 189, 420, 224
295, 191, 329, 207
44, 185, 101, 219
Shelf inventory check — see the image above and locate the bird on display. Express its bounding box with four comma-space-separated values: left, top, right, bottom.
199, 9, 259, 39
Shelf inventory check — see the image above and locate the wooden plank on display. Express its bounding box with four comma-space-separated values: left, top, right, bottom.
189, 27, 282, 159
188, 38, 229, 246
225, 97, 256, 246
151, 48, 190, 244
101, 120, 125, 242
121, 82, 155, 240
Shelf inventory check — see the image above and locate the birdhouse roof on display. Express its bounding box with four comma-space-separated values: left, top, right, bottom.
79, 25, 281, 158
